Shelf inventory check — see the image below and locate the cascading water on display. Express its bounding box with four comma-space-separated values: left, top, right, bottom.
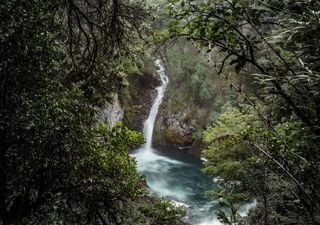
142, 59, 169, 150
131, 59, 255, 225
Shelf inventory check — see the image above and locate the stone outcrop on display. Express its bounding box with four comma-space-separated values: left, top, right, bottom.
122, 71, 160, 131
96, 94, 124, 128
154, 110, 197, 148
96, 61, 161, 132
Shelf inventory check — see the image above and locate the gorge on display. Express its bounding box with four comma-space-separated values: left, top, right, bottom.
131, 60, 253, 225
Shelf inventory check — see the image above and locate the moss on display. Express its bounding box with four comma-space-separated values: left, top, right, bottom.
185, 110, 195, 121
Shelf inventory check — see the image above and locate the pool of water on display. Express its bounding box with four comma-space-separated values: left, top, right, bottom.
131, 146, 224, 225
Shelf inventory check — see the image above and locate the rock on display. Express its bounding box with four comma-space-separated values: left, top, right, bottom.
122, 71, 160, 131
96, 94, 124, 128
154, 111, 197, 147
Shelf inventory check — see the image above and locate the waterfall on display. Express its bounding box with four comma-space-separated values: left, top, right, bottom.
131, 59, 255, 225
142, 59, 169, 150
131, 59, 220, 224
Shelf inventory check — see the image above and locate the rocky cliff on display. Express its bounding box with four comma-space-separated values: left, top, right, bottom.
96, 94, 124, 128
95, 59, 160, 130
120, 66, 160, 132
154, 110, 197, 149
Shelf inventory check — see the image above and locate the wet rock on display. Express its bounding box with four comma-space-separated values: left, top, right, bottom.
122, 71, 160, 131
154, 111, 197, 147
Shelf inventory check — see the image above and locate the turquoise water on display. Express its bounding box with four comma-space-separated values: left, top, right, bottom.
131, 146, 223, 225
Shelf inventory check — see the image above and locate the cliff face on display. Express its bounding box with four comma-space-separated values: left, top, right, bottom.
95, 61, 160, 130
121, 69, 160, 132
151, 43, 218, 152
96, 94, 124, 128
154, 110, 197, 148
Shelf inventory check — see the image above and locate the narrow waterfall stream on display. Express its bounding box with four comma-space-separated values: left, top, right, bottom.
142, 59, 169, 149
131, 60, 253, 225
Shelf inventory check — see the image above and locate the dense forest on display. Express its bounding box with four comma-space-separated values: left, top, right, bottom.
1, 0, 320, 225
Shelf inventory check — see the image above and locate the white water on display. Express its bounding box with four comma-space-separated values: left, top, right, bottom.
131, 59, 254, 225
143, 59, 169, 150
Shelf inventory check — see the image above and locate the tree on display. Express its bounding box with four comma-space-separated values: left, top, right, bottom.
0, 1, 184, 224
167, 0, 320, 131
202, 105, 318, 224
168, 1, 320, 224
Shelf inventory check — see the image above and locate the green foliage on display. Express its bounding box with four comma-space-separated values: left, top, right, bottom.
202, 103, 320, 224
166, 43, 218, 107
208, 190, 249, 225
190, 56, 216, 101
138, 198, 185, 225
168, 0, 320, 224
0, 1, 183, 225
159, 40, 239, 146
168, 0, 320, 131
202, 106, 263, 180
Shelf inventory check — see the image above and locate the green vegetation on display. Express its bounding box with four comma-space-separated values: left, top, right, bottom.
154, 39, 239, 148
0, 1, 184, 225
167, 0, 320, 224
2, 0, 320, 224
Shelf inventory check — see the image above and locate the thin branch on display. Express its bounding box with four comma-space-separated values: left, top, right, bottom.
206, 50, 307, 162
